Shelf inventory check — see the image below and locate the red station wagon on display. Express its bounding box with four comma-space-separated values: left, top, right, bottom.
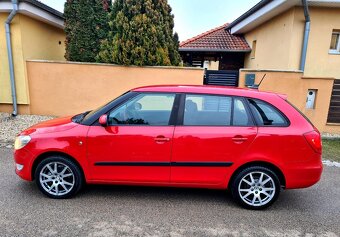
14, 85, 323, 209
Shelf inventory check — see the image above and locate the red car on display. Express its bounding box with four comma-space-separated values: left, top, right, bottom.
14, 85, 322, 209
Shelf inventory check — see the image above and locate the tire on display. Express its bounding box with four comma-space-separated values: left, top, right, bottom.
230, 166, 280, 210
35, 156, 83, 199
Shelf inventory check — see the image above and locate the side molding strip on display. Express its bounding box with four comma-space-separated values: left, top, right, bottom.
94, 162, 233, 167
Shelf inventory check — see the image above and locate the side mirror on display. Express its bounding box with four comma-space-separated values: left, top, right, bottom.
99, 114, 108, 126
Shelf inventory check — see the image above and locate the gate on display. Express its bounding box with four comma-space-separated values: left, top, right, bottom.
327, 79, 340, 124
204, 70, 239, 87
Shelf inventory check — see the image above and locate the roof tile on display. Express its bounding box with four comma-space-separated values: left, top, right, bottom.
179, 23, 250, 51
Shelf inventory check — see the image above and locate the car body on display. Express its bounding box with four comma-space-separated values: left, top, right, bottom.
14, 85, 322, 209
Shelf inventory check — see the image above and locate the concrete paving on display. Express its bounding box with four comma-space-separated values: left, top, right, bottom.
1, 148, 339, 237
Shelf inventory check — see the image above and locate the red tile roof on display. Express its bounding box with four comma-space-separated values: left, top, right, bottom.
179, 23, 250, 52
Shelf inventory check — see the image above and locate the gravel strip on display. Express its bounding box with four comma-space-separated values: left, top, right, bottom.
0, 112, 55, 144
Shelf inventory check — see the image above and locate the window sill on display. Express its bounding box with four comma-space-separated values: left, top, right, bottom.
326, 123, 340, 126
329, 50, 340, 55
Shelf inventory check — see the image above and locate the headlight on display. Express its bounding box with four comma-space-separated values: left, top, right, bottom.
14, 135, 31, 150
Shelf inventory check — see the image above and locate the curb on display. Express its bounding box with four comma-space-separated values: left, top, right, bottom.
0, 140, 13, 149
322, 160, 340, 167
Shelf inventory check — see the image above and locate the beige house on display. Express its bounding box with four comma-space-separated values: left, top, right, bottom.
227, 0, 340, 131
0, 0, 65, 115
228, 0, 340, 79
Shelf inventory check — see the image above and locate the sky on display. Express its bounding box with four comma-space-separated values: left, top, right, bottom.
40, 0, 260, 41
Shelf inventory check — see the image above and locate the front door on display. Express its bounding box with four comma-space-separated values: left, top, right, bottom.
171, 94, 257, 184
87, 93, 177, 183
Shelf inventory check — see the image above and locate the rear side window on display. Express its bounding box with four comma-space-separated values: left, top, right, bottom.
248, 99, 289, 126
183, 94, 252, 126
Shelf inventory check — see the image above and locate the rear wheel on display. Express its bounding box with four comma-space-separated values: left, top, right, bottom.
231, 166, 280, 210
35, 156, 83, 199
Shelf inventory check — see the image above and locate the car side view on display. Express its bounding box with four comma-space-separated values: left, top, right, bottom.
14, 85, 322, 209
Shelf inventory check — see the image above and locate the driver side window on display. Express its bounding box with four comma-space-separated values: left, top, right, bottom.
108, 93, 175, 126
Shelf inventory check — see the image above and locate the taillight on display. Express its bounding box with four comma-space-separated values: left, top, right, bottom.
303, 130, 322, 154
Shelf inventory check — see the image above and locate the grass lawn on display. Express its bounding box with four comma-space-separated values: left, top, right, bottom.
322, 138, 340, 162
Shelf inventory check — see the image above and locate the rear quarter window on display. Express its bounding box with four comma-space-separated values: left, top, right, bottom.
248, 99, 289, 127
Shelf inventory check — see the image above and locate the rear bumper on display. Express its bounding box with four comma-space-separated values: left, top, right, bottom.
285, 160, 323, 189
14, 148, 35, 181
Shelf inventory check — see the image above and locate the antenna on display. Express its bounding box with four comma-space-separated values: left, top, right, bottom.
248, 74, 266, 89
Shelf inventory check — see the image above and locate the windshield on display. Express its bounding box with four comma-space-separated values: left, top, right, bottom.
81, 91, 132, 124
82, 100, 113, 122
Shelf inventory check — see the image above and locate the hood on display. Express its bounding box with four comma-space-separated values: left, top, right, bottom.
20, 116, 78, 135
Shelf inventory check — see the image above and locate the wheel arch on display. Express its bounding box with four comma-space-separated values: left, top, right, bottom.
31, 151, 85, 181
228, 161, 286, 189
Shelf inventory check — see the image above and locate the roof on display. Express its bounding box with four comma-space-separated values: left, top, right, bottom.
21, 0, 64, 19
227, 0, 340, 34
179, 23, 251, 52
132, 85, 283, 99
0, 0, 64, 28
227, 0, 271, 30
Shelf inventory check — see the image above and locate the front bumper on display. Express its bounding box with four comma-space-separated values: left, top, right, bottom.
14, 148, 35, 181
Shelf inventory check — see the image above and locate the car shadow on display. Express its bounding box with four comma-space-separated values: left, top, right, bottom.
15, 180, 322, 211
80, 184, 236, 204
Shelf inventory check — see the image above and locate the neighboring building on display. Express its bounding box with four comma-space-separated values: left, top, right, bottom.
179, 23, 250, 70
227, 0, 340, 127
0, 0, 65, 114
227, 0, 340, 79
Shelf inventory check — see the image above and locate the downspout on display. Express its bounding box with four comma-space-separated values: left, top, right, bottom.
300, 0, 310, 71
5, 0, 19, 116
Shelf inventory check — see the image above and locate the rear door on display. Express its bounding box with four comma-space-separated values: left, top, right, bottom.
171, 94, 257, 184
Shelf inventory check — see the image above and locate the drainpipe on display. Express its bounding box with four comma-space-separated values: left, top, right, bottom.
300, 0, 310, 72
5, 0, 19, 116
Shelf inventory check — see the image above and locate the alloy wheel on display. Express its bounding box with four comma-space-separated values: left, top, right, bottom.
238, 171, 276, 207
39, 162, 75, 196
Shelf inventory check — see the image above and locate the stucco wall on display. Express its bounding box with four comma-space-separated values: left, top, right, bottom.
25, 61, 204, 116
239, 69, 339, 134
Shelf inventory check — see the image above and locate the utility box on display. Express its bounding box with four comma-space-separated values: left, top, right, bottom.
306, 89, 317, 109
245, 74, 255, 86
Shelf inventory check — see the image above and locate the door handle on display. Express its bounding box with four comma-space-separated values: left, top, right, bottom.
154, 136, 171, 143
232, 136, 248, 143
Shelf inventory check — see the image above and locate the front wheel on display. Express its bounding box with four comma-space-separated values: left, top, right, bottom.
231, 166, 280, 210
35, 156, 83, 199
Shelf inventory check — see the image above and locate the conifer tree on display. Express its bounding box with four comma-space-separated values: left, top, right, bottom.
64, 0, 111, 62
97, 0, 181, 66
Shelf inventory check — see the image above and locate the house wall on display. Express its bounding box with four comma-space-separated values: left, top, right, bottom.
304, 7, 340, 79
0, 13, 66, 110
244, 8, 298, 70
0, 13, 28, 105
239, 69, 339, 134
20, 14, 65, 62
24, 61, 204, 116
244, 7, 340, 79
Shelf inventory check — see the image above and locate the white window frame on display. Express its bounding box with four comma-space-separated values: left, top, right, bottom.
329, 31, 340, 55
